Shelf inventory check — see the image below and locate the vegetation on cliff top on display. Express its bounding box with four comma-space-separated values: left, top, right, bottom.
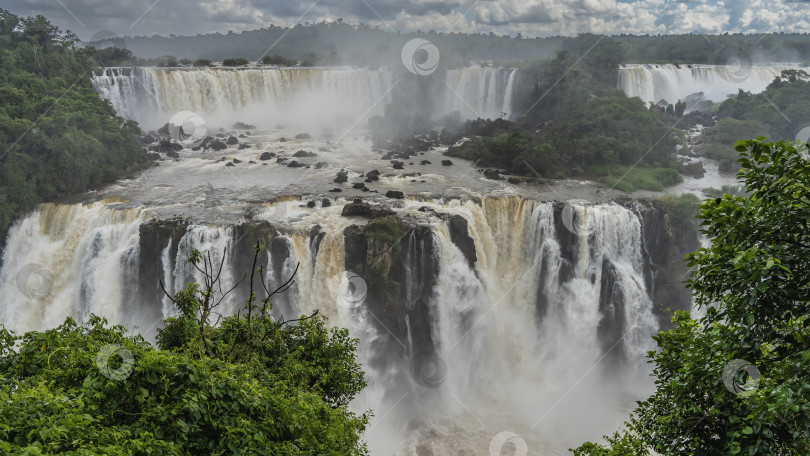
0, 243, 369, 454
574, 139, 810, 455
0, 10, 148, 235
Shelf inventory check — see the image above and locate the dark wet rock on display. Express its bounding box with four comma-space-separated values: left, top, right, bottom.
139, 134, 156, 144
232, 158, 242, 164
334, 169, 349, 183
295, 132, 312, 140
483, 169, 502, 180
507, 176, 536, 184
306, 201, 316, 208
329, 188, 342, 193
386, 190, 405, 199
215, 133, 226, 138
238, 143, 250, 150
259, 151, 275, 160
239, 134, 247, 138
232, 122, 256, 130
392, 160, 404, 169
441, 160, 453, 166
293, 150, 317, 158
287, 160, 305, 168
165, 150, 180, 159
322, 199, 332, 207
248, 160, 256, 164
366, 170, 381, 181
341, 202, 395, 218
314, 161, 329, 169
679, 160, 706, 178
225, 162, 235, 167
352, 183, 368, 190
157, 123, 169, 135
420, 160, 431, 165
279, 137, 288, 142
209, 139, 227, 151
276, 157, 287, 163
226, 136, 239, 145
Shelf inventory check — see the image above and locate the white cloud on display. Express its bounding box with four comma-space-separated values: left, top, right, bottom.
4, 0, 810, 39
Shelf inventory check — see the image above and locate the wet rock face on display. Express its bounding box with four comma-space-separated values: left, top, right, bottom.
597, 258, 626, 364
341, 202, 395, 219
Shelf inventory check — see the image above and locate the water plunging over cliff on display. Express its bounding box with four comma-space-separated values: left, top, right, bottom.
617, 63, 791, 108
0, 195, 689, 454
90, 66, 518, 129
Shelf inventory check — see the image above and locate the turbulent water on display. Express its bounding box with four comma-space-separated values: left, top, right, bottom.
0, 63, 698, 454
618, 63, 792, 108
91, 66, 517, 130
0, 196, 659, 454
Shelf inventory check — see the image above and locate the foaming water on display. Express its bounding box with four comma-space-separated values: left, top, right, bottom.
618, 63, 792, 107
0, 197, 658, 454
90, 66, 518, 130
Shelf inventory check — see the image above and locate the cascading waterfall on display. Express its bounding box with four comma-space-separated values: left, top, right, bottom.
90, 66, 518, 129
91, 67, 397, 129
441, 67, 517, 120
618, 63, 790, 108
0, 197, 658, 454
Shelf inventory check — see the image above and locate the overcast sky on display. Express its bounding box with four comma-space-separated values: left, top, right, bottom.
5, 0, 810, 41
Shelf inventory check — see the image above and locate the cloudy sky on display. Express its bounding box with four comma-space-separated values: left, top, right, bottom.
5, 0, 810, 41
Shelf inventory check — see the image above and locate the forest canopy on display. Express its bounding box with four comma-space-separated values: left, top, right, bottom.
0, 10, 148, 236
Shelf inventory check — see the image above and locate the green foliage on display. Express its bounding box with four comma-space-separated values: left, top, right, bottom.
222, 57, 249, 66
260, 55, 296, 66
192, 58, 212, 67
594, 166, 682, 192
0, 244, 370, 455
573, 139, 810, 455
0, 10, 147, 235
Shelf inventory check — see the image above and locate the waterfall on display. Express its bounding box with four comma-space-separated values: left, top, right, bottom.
618, 63, 790, 108
90, 66, 518, 129
0, 197, 659, 454
91, 67, 397, 130
441, 67, 517, 120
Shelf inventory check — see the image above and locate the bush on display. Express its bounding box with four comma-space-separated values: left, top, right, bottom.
260, 54, 296, 66
222, 57, 249, 66
192, 58, 212, 66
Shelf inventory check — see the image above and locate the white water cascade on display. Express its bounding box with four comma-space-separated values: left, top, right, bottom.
441, 67, 518, 120
91, 67, 397, 130
618, 63, 792, 108
0, 197, 658, 454
90, 66, 518, 129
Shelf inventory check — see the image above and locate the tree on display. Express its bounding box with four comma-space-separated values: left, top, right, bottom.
0, 243, 370, 454
573, 138, 810, 455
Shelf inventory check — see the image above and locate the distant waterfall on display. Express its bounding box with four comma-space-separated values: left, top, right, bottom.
91, 67, 397, 129
90, 66, 518, 129
441, 67, 518, 120
0, 197, 659, 454
618, 63, 790, 107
